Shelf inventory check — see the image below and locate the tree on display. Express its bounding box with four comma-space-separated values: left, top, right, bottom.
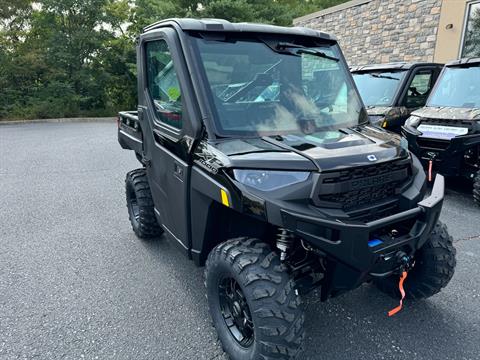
0, 0, 349, 120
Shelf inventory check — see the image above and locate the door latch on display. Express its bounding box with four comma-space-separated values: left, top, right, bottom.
174, 162, 184, 179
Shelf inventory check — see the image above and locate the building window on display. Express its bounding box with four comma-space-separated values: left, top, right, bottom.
461, 1, 480, 58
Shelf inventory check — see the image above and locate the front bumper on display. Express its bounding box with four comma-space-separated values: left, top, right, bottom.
280, 174, 444, 292
403, 126, 480, 177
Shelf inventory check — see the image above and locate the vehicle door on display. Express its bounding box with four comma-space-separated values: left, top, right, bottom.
388, 67, 437, 131
137, 29, 195, 253
403, 67, 438, 112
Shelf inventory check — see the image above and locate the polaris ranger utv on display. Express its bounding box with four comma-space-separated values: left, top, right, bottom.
403, 58, 480, 206
118, 19, 456, 360
351, 62, 442, 132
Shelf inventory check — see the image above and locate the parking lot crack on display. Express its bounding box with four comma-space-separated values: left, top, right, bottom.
454, 235, 480, 243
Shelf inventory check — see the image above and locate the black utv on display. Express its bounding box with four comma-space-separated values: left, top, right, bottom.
118, 19, 456, 360
351, 62, 443, 132
403, 58, 480, 206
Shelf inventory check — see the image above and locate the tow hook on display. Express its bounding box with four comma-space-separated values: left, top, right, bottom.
396, 251, 414, 272
427, 152, 437, 182
395, 251, 415, 274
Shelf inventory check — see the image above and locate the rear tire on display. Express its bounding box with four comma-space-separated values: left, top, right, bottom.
125, 168, 163, 238
473, 170, 480, 206
205, 238, 304, 360
374, 221, 456, 300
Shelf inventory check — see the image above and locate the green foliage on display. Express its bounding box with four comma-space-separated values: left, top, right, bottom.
0, 0, 347, 120
463, 6, 480, 57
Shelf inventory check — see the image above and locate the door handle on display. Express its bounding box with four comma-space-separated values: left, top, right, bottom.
174, 162, 184, 179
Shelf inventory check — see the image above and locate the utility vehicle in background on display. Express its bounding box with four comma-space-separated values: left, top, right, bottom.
118, 19, 456, 359
403, 58, 480, 206
351, 62, 442, 132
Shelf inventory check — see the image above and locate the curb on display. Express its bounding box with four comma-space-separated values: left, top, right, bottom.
0, 117, 116, 125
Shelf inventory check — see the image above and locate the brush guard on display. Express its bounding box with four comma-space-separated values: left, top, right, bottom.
280, 174, 445, 299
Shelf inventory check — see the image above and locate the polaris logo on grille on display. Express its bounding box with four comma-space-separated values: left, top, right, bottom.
351, 174, 394, 189
367, 154, 377, 162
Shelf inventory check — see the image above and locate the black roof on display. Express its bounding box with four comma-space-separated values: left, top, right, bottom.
446, 57, 480, 67
143, 18, 336, 41
350, 61, 443, 72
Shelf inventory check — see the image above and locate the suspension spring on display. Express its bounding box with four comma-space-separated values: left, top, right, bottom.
276, 228, 294, 261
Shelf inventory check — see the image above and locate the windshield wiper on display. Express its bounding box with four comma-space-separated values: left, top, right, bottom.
277, 43, 339, 62
276, 42, 304, 49
295, 49, 339, 62
262, 41, 340, 62
370, 73, 400, 80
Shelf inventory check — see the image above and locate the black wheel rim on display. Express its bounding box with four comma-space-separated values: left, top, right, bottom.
218, 276, 254, 347
127, 184, 140, 226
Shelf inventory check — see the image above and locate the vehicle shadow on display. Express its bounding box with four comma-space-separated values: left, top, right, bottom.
137, 234, 211, 310
136, 234, 229, 358
445, 176, 474, 196
136, 234, 477, 360
302, 285, 471, 360
440, 176, 480, 240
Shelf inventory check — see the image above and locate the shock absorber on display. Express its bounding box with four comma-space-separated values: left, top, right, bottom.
276, 228, 294, 261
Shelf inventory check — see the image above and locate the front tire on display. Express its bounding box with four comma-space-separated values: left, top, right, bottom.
473, 170, 480, 206
375, 221, 456, 299
125, 168, 163, 238
205, 238, 304, 360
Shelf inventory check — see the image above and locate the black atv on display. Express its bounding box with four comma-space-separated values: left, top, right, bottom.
402, 58, 480, 206
118, 18, 456, 360
351, 62, 442, 132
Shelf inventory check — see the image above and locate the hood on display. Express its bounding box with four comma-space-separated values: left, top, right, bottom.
209, 126, 408, 172
367, 106, 411, 118
366, 106, 392, 116
413, 106, 480, 121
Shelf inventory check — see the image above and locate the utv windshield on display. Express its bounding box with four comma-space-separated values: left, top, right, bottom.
352, 70, 407, 107
191, 35, 366, 137
427, 65, 480, 108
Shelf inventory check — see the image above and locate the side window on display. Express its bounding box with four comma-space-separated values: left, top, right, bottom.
404, 70, 433, 108
145, 40, 183, 129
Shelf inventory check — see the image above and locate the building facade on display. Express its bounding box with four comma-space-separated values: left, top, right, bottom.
294, 0, 480, 66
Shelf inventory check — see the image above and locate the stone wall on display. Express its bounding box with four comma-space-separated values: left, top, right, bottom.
294, 0, 443, 66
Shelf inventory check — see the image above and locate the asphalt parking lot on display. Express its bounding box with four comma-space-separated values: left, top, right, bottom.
1, 121, 479, 360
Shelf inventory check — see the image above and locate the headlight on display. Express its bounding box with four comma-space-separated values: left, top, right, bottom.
405, 115, 421, 128
232, 169, 310, 191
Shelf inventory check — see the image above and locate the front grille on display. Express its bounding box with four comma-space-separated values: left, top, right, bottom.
417, 137, 450, 151
315, 158, 411, 212
322, 160, 409, 184
319, 181, 398, 210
